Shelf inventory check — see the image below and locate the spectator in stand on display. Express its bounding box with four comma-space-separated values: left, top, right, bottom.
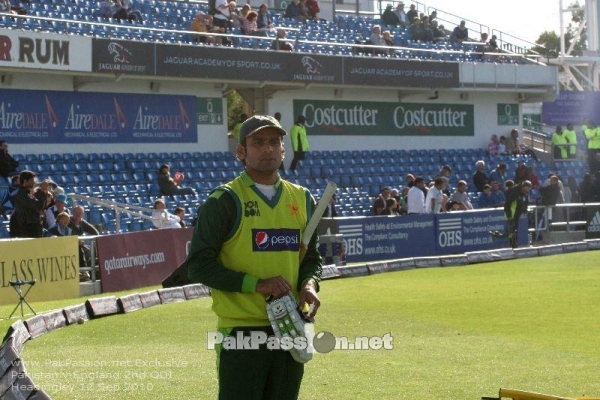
487, 134, 500, 156
472, 160, 489, 192
528, 165, 540, 189
450, 180, 473, 210
152, 198, 182, 229
372, 187, 390, 215
431, 20, 445, 41
478, 184, 494, 208
552, 125, 568, 159
191, 12, 222, 44
10, 171, 50, 238
428, 10, 437, 22
243, 11, 267, 36
257, 3, 273, 30
305, 0, 320, 20
563, 123, 578, 159
584, 120, 600, 174
380, 198, 400, 216
425, 177, 446, 213
420, 16, 434, 42
498, 135, 508, 155
213, 0, 231, 28
284, 0, 305, 23
407, 177, 426, 215
158, 164, 197, 196
488, 163, 507, 190
290, 115, 309, 170
405, 3, 417, 25
382, 30, 395, 47
488, 34, 499, 51
272, 29, 293, 51
229, 2, 242, 29
567, 175, 580, 203
369, 25, 388, 54
394, 2, 408, 27
70, 205, 99, 236
451, 20, 468, 44
490, 181, 505, 207
0, 141, 18, 179
231, 113, 248, 143
579, 173, 596, 203
381, 4, 400, 27
48, 211, 72, 237
174, 206, 186, 227
45, 193, 69, 230
409, 16, 424, 42
514, 161, 528, 184
506, 128, 539, 161
405, 173, 415, 188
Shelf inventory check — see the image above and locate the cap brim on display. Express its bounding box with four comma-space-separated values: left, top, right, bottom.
240, 125, 287, 143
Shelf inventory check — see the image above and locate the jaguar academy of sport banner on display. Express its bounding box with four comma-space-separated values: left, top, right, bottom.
91, 39, 459, 88
0, 89, 197, 144
96, 228, 193, 293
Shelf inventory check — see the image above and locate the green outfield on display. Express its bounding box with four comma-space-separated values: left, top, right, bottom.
2, 251, 600, 399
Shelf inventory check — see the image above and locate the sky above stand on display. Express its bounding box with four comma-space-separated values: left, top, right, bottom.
415, 0, 568, 44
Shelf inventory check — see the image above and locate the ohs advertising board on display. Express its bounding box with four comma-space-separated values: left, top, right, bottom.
0, 89, 197, 144
97, 228, 194, 293
294, 99, 474, 136
324, 210, 527, 264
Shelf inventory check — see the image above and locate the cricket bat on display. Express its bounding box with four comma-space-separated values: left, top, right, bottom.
298, 181, 337, 264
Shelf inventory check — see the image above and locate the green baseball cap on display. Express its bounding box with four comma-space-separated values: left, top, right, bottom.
238, 115, 287, 144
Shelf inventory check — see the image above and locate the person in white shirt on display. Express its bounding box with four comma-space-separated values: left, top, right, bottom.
407, 177, 426, 215
425, 178, 447, 213
151, 199, 181, 229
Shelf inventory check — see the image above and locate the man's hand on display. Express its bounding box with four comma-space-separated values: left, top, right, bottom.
298, 280, 320, 318
256, 276, 292, 299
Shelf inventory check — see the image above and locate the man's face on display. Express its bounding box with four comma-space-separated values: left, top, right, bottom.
492, 182, 499, 191
0, 142, 7, 152
21, 177, 35, 189
73, 207, 84, 220
521, 185, 532, 195
458, 184, 466, 193
56, 201, 66, 212
382, 189, 390, 198
238, 129, 285, 174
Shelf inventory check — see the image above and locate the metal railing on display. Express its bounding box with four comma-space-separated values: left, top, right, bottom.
528, 203, 597, 245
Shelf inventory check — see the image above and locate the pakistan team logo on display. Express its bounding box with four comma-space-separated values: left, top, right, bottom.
244, 200, 261, 217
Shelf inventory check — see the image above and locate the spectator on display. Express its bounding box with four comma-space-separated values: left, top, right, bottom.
506, 128, 539, 161
420, 16, 434, 42
305, 0, 319, 20
9, 171, 50, 238
48, 211, 72, 237
528, 166, 540, 189
45, 193, 70, 229
407, 177, 425, 214
405, 3, 417, 25
0, 140, 19, 179
372, 187, 391, 215
381, 4, 400, 27
579, 173, 596, 203
298, 0, 310, 21
174, 206, 186, 227
380, 198, 400, 215
478, 184, 494, 208
284, 0, 304, 23
563, 123, 578, 159
191, 12, 221, 44
393, 2, 408, 27
272, 29, 293, 51
99, 0, 114, 18
157, 164, 196, 196
498, 135, 508, 155
212, 0, 231, 29
488, 163, 507, 191
369, 25, 388, 54
243, 11, 267, 36
152, 198, 182, 229
409, 16, 424, 41
566, 175, 580, 203
256, 3, 273, 30
472, 160, 489, 192
382, 30, 395, 47
428, 10, 437, 22
425, 177, 446, 213
450, 180, 473, 210
451, 20, 468, 44
514, 161, 528, 184
405, 173, 415, 188
68, 205, 98, 281
323, 194, 338, 218
490, 181, 505, 207
487, 134, 500, 156
290, 115, 309, 170
488, 34, 499, 51
431, 20, 445, 41
552, 125, 567, 159
229, 2, 242, 29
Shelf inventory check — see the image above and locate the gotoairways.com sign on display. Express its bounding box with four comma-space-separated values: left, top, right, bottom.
293, 100, 474, 136
0, 89, 197, 143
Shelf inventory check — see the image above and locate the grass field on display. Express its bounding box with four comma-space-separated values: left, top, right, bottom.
2, 251, 600, 399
